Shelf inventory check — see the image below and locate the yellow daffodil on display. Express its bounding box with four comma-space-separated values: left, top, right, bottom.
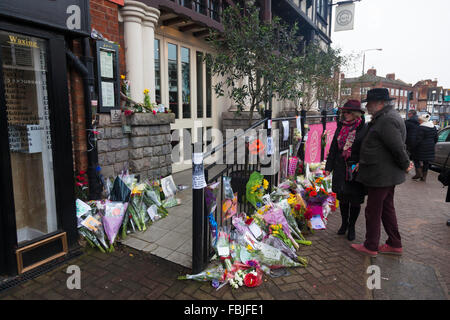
120, 74, 125, 80
273, 231, 279, 234
263, 179, 269, 190
143, 89, 149, 94
246, 245, 253, 251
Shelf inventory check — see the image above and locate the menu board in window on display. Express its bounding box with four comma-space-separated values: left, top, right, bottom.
95, 41, 120, 113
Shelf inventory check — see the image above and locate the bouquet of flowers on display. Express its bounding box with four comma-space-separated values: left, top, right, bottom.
262, 206, 299, 250
74, 170, 89, 201
246, 172, 269, 209
178, 265, 224, 281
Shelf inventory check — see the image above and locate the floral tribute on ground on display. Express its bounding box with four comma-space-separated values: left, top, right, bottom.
178, 161, 337, 290
75, 170, 179, 253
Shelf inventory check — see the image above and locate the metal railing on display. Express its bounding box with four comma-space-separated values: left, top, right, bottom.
191, 109, 337, 272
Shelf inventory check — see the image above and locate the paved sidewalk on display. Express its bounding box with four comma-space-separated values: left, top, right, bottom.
0, 171, 448, 300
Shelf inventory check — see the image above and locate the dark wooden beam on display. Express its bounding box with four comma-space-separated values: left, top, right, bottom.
193, 29, 211, 37
179, 23, 205, 32
162, 17, 188, 26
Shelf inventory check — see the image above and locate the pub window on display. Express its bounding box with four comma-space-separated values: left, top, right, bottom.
196, 51, 204, 118
316, 0, 328, 20
168, 43, 178, 118
209, 0, 221, 21
181, 47, 191, 119
155, 39, 161, 105
206, 58, 212, 118
193, 0, 206, 14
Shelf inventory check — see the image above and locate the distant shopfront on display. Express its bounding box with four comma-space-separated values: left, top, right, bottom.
0, 0, 89, 276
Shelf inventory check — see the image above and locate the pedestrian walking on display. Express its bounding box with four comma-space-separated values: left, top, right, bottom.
325, 100, 368, 241
351, 88, 413, 257
411, 113, 438, 182
405, 109, 421, 179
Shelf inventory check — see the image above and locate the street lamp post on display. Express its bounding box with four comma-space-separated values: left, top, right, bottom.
362, 48, 382, 76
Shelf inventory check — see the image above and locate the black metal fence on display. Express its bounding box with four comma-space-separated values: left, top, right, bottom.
191, 109, 338, 273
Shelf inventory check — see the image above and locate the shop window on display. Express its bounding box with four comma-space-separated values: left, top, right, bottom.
181, 47, 191, 119
155, 39, 161, 105
168, 43, 178, 118
196, 51, 204, 118
0, 31, 58, 243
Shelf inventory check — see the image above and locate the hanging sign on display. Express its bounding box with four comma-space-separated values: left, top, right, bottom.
266, 137, 274, 155
324, 121, 337, 159
192, 153, 207, 189
304, 124, 323, 164
0, 0, 90, 35
282, 121, 289, 141
335, 3, 355, 32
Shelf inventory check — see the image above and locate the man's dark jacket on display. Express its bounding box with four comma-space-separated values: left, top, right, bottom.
405, 115, 419, 154
356, 105, 410, 187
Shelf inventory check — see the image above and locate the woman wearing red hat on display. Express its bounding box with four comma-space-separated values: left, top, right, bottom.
325, 100, 369, 241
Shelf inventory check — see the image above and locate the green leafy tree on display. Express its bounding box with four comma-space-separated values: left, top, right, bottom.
205, 3, 303, 123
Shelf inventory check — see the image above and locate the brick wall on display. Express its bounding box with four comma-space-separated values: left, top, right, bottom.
90, 0, 126, 74
69, 0, 126, 174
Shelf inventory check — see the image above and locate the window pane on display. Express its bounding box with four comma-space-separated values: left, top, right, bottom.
154, 39, 161, 105
196, 51, 203, 118
181, 47, 191, 118
168, 43, 178, 118
1, 31, 58, 243
206, 58, 212, 118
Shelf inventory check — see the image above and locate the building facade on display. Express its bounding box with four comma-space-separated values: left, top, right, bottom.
0, 0, 334, 276
340, 68, 416, 119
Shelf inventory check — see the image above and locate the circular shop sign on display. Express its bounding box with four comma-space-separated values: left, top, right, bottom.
337, 9, 353, 27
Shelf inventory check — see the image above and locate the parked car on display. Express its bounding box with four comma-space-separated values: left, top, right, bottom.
430, 126, 450, 171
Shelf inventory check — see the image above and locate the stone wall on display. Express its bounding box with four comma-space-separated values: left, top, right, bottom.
96, 112, 175, 180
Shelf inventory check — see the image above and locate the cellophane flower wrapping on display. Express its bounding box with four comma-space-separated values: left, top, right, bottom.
246, 172, 268, 209
206, 182, 220, 246
102, 201, 127, 245
178, 265, 224, 281
263, 235, 298, 261
262, 206, 298, 249
254, 241, 303, 268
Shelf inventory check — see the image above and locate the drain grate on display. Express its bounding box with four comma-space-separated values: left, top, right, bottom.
0, 249, 83, 294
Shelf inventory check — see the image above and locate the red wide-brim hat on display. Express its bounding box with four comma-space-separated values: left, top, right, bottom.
339, 99, 365, 113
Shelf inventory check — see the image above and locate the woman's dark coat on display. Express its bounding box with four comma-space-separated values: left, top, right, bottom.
413, 123, 438, 161
325, 118, 369, 204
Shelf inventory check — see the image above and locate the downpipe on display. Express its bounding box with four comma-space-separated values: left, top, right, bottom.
66, 38, 102, 200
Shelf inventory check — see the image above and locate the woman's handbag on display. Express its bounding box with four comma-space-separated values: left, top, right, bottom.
438, 151, 450, 186
345, 160, 358, 182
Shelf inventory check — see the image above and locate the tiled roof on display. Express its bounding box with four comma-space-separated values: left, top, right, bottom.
343, 74, 411, 87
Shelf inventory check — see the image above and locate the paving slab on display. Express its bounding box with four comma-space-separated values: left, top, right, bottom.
372, 255, 447, 300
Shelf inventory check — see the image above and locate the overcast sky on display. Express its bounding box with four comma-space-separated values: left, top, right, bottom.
331, 0, 450, 88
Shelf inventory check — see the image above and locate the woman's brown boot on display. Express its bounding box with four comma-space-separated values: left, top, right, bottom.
412, 167, 423, 181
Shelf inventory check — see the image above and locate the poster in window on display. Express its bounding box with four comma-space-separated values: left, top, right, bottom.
100, 50, 114, 79
101, 81, 115, 107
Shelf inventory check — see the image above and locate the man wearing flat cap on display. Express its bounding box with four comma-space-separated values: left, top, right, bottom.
351, 88, 413, 257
